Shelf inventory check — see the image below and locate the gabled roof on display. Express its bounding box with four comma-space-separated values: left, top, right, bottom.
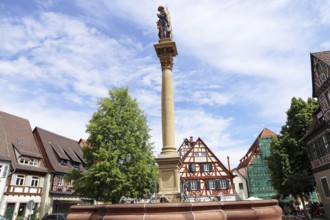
310, 50, 330, 97
236, 128, 276, 170
33, 127, 85, 174
178, 137, 234, 178
0, 114, 11, 162
0, 111, 47, 173
231, 168, 247, 181
312, 51, 330, 64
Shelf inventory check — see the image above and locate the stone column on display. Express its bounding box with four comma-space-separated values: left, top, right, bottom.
154, 39, 182, 202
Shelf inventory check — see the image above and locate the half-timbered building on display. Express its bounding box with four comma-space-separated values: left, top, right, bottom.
236, 128, 277, 199
303, 50, 330, 218
0, 111, 48, 220
178, 137, 235, 201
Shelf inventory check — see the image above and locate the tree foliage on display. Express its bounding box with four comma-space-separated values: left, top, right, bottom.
266, 97, 318, 198
67, 87, 158, 203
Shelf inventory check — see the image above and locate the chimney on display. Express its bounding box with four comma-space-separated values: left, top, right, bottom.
227, 156, 231, 171
189, 136, 193, 142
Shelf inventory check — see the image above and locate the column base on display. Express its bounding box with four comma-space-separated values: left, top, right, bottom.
155, 156, 182, 201
155, 192, 181, 203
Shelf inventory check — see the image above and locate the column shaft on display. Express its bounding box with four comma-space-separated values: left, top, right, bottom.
161, 67, 176, 154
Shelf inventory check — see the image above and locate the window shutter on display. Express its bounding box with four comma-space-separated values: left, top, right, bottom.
226, 179, 230, 189
26, 176, 32, 186
189, 164, 196, 172
39, 177, 44, 188
10, 174, 17, 185
200, 164, 204, 171
215, 180, 220, 190
188, 181, 192, 190
209, 164, 212, 171
206, 180, 210, 190
197, 180, 201, 190
2, 165, 9, 178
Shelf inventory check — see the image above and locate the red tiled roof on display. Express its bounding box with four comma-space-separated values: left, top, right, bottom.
236, 128, 276, 170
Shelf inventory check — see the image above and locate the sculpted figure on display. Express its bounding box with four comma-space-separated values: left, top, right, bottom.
157, 6, 172, 39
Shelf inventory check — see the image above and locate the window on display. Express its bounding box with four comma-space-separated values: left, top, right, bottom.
60, 159, 68, 166
16, 175, 25, 186
194, 152, 199, 157
188, 180, 200, 190
219, 180, 227, 189
30, 158, 39, 166
189, 164, 196, 172
19, 157, 39, 166
191, 181, 197, 190
214, 179, 229, 189
239, 183, 244, 190
203, 164, 211, 171
323, 134, 330, 153
201, 151, 206, 157
58, 176, 63, 186
320, 177, 330, 198
208, 180, 215, 189
19, 157, 29, 164
31, 176, 39, 187
72, 162, 80, 168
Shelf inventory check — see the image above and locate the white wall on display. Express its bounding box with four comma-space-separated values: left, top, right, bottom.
0, 161, 11, 215
232, 169, 248, 200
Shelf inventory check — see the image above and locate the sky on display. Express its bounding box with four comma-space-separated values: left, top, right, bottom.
1, 0, 329, 169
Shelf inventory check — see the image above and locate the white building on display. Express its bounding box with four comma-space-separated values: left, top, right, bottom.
0, 112, 48, 220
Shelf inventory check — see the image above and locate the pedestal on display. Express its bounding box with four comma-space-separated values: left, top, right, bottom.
155, 156, 182, 202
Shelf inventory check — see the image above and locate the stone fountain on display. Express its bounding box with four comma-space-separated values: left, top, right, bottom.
67, 6, 282, 220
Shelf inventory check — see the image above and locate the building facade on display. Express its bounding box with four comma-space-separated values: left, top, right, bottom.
178, 137, 235, 201
303, 50, 330, 218
0, 112, 48, 220
33, 127, 91, 217
231, 168, 248, 200
236, 128, 277, 199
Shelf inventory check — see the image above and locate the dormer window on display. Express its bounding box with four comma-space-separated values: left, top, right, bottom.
30, 158, 39, 166
72, 162, 80, 168
19, 157, 29, 164
60, 159, 68, 166
18, 157, 39, 166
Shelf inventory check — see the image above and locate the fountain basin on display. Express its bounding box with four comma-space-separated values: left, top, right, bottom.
67, 199, 282, 220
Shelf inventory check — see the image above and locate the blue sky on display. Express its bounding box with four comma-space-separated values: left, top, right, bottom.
1, 0, 329, 168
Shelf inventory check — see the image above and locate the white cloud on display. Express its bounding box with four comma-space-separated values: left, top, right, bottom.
1, 0, 329, 169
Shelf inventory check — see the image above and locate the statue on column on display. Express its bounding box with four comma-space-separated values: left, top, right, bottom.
157, 6, 172, 40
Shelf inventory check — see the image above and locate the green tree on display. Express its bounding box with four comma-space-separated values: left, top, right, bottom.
266, 97, 318, 203
67, 87, 158, 203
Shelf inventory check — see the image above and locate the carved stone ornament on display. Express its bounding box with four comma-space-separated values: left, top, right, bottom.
160, 56, 174, 70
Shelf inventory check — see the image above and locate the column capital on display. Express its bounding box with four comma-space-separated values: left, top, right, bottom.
154, 39, 178, 60
154, 40, 178, 70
